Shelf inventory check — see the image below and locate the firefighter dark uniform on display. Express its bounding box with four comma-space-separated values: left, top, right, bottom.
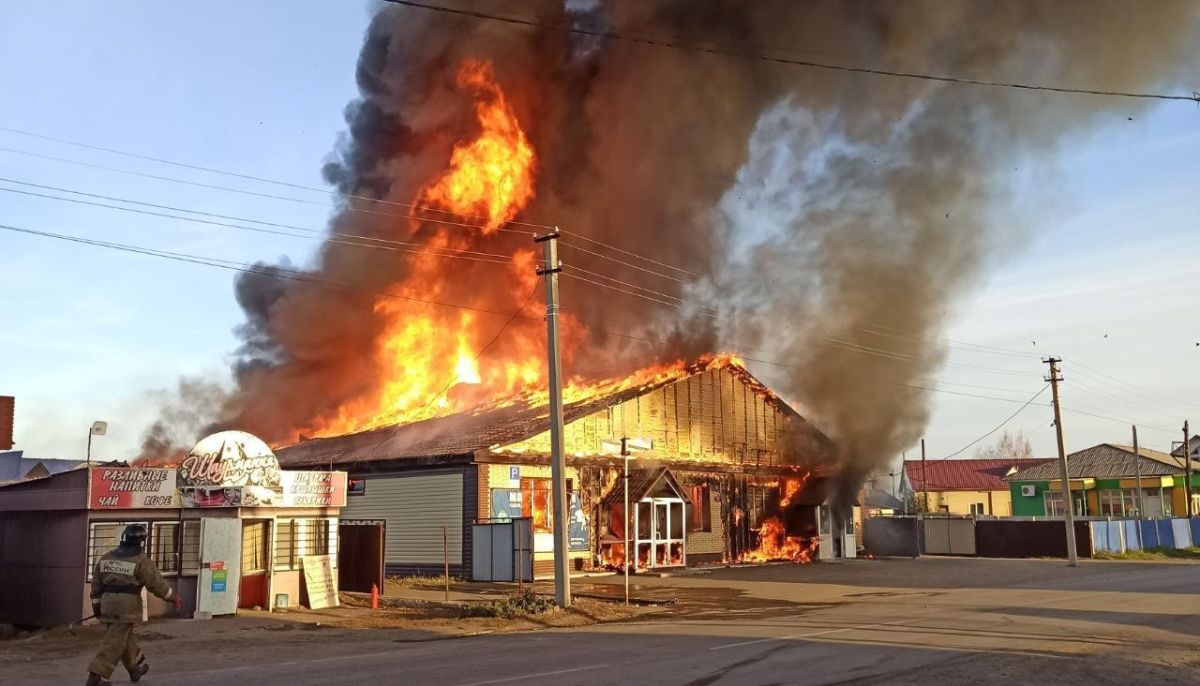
86, 524, 177, 686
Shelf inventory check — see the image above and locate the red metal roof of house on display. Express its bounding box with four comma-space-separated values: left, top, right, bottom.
904, 458, 1052, 492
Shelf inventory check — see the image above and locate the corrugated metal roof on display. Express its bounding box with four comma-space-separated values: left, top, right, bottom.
1005, 443, 1199, 481
904, 458, 1052, 491
0, 451, 85, 483
276, 357, 823, 470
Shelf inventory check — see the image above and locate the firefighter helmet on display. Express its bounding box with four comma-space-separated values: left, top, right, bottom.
120, 523, 149, 549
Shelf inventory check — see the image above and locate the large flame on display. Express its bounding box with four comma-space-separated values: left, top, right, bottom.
419, 59, 536, 233
740, 473, 818, 564
304, 59, 544, 438
297, 56, 740, 441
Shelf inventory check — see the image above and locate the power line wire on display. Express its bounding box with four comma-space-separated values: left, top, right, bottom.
383, 0, 1200, 104
933, 385, 1049, 462
566, 263, 716, 313
1068, 360, 1200, 415
0, 222, 525, 318
560, 270, 1034, 377
0, 177, 525, 260
558, 240, 692, 285
558, 233, 695, 278
12, 217, 1163, 427
0, 136, 707, 279
0, 146, 536, 237
0, 126, 555, 231
0, 184, 521, 266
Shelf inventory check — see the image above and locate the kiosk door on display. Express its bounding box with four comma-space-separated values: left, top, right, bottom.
196, 518, 241, 618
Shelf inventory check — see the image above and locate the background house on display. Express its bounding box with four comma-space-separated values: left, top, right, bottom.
903, 458, 1050, 516
1006, 443, 1200, 517
0, 450, 84, 484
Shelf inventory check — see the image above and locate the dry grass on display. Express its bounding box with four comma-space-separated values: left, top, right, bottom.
386, 575, 462, 589
1093, 547, 1200, 561
310, 595, 652, 634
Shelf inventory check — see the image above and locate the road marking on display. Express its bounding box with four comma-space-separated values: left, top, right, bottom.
708, 616, 916, 651
709, 636, 790, 651
454, 663, 611, 686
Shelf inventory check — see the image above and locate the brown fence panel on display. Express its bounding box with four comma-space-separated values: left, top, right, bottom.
862, 517, 921, 557
975, 520, 1091, 559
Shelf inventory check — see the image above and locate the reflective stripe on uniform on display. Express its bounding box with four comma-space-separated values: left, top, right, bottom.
98, 559, 138, 576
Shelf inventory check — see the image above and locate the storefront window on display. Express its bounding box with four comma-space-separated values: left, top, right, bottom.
275, 520, 295, 570
87, 521, 146, 580
300, 519, 331, 557
274, 518, 332, 569
1100, 489, 1138, 516
521, 478, 553, 533
1044, 491, 1065, 517
151, 522, 179, 574
181, 521, 201, 574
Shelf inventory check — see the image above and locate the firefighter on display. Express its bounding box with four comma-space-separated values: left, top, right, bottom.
85, 523, 180, 686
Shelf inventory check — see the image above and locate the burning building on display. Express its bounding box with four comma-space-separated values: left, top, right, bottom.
275, 354, 854, 577
139, 2, 1200, 577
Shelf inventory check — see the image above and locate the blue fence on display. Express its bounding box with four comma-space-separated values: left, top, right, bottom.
1087, 518, 1195, 554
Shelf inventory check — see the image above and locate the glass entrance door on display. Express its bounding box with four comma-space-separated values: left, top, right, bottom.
648, 498, 685, 567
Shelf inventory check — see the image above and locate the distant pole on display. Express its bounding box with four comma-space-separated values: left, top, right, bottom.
535, 230, 571, 608
1184, 421, 1192, 518
443, 525, 450, 602
622, 436, 630, 606
1132, 425, 1144, 550
920, 439, 928, 513
86, 430, 93, 467
1045, 357, 1078, 566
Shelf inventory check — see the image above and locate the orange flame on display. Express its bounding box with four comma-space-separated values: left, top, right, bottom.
296, 55, 739, 443
303, 59, 544, 438
419, 59, 536, 233
739, 473, 817, 564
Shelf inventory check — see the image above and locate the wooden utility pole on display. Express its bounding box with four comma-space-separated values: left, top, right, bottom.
621, 436, 630, 606
535, 230, 571, 607
1184, 420, 1193, 518
919, 439, 930, 513
1132, 425, 1144, 549
1045, 357, 1078, 566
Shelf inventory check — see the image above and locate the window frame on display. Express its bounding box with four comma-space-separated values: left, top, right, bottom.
87, 520, 148, 581
150, 522, 180, 576
1044, 490, 1065, 517
181, 520, 201, 575
687, 484, 712, 533
274, 519, 296, 571
521, 478, 553, 533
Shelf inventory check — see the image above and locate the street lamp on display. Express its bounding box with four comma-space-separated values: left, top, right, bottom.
87, 420, 108, 466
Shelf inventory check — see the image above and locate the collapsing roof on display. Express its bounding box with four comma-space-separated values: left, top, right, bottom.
276, 356, 834, 471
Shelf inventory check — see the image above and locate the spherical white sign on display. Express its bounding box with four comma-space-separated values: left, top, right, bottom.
179, 430, 282, 489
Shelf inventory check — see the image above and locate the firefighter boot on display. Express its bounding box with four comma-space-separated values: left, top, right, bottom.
128, 657, 150, 682
85, 673, 112, 686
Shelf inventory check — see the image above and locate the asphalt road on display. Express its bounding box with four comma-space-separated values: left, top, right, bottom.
7, 558, 1200, 685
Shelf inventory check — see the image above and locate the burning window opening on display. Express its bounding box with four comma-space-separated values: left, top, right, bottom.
737, 474, 819, 564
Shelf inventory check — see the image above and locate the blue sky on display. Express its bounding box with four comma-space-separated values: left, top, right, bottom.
2, 2, 1197, 466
